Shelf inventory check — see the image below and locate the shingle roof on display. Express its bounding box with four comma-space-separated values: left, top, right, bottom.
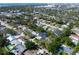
10, 39, 21, 46
62, 45, 72, 54
13, 44, 26, 54
53, 28, 62, 36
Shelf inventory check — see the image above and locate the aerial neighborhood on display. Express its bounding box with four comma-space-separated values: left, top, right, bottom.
0, 3, 79, 55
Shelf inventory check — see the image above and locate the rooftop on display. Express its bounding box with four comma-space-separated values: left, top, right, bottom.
61, 45, 72, 55
7, 35, 16, 41
72, 28, 79, 35
7, 44, 15, 50
69, 34, 79, 41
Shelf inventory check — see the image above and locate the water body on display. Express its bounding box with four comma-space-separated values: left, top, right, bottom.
0, 3, 48, 7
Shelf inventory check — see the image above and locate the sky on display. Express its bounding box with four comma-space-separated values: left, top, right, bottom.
0, 0, 79, 3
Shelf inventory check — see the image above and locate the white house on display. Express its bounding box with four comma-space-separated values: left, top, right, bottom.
7, 35, 15, 42
69, 34, 79, 45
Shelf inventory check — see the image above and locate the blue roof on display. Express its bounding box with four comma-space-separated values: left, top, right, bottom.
62, 45, 72, 54
39, 32, 47, 39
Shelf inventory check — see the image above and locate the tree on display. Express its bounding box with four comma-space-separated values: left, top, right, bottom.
45, 22, 74, 54
0, 34, 9, 47
0, 47, 4, 55
34, 38, 40, 45
0, 35, 5, 47
62, 27, 71, 36
45, 40, 49, 49
77, 41, 79, 46
47, 31, 52, 37
36, 27, 45, 32
74, 20, 79, 27
0, 34, 9, 55
62, 37, 75, 48
62, 22, 73, 37
47, 38, 62, 55
5, 28, 16, 35
73, 46, 79, 54
0, 47, 9, 55
25, 40, 38, 50
8, 52, 15, 55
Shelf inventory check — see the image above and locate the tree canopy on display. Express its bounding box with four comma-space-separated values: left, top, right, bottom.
25, 40, 38, 50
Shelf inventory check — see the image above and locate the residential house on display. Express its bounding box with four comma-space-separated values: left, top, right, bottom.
61, 44, 73, 55
72, 28, 79, 36
35, 36, 42, 40
38, 32, 47, 39
6, 34, 26, 55
69, 34, 79, 45
25, 27, 38, 37
36, 19, 46, 27
52, 28, 62, 36
37, 48, 49, 55
11, 44, 25, 55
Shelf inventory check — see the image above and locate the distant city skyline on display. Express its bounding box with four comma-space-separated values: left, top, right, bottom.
0, 3, 79, 8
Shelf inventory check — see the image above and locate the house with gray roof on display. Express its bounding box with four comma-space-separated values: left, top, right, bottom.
61, 44, 73, 55
53, 28, 62, 36
11, 44, 25, 55
6, 34, 26, 55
